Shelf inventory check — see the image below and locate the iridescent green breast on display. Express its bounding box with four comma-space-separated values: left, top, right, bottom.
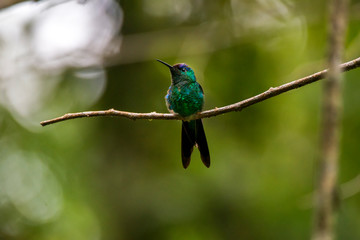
166, 81, 204, 117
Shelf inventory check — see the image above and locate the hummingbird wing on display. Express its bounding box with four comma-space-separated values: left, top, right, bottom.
195, 119, 210, 168
181, 121, 196, 169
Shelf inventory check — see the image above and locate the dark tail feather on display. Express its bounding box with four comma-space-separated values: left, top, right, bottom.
181, 121, 195, 169
195, 119, 210, 168
181, 120, 210, 169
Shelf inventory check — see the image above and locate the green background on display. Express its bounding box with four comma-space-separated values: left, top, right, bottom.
0, 0, 360, 239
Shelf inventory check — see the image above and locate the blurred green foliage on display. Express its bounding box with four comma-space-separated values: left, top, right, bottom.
0, 0, 360, 240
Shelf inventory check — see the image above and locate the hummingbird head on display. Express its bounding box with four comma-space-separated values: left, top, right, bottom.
157, 59, 196, 84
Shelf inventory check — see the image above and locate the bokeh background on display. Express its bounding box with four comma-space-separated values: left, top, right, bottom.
0, 0, 360, 239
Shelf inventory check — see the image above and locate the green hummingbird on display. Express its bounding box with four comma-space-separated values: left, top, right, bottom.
157, 59, 210, 169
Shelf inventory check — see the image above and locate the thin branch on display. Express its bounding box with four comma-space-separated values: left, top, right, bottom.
40, 56, 360, 126
312, 0, 348, 240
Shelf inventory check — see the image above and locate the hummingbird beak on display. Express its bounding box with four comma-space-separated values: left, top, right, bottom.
156, 59, 173, 69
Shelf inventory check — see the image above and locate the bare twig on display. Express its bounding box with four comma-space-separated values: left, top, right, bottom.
40, 56, 360, 126
312, 0, 348, 240
41, 110, 178, 126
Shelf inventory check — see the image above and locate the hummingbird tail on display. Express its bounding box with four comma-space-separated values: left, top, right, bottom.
181, 121, 195, 168
195, 119, 210, 168
181, 119, 210, 169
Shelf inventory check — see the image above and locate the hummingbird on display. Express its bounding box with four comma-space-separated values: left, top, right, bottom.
157, 59, 210, 169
